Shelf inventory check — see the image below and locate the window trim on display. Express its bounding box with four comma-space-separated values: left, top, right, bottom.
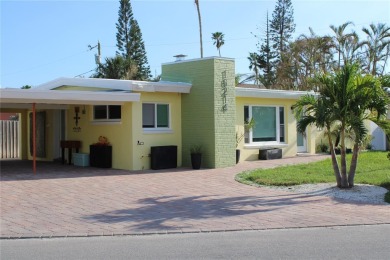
245, 105, 286, 146
142, 102, 171, 130
92, 105, 121, 122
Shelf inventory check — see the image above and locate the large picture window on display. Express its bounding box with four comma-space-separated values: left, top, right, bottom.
244, 105, 285, 144
93, 105, 121, 121
142, 103, 170, 129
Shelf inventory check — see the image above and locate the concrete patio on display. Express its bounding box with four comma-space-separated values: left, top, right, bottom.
1, 155, 389, 239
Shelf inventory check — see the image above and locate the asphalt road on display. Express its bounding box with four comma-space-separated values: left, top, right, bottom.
1, 225, 390, 260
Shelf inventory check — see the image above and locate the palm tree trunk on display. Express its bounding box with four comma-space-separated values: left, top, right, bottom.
195, 0, 203, 58
347, 143, 359, 187
218, 48, 221, 57
327, 132, 342, 187
381, 45, 390, 75
372, 55, 377, 75
340, 125, 348, 188
338, 51, 341, 69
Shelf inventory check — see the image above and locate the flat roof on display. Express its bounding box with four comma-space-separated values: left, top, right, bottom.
1, 77, 192, 108
235, 87, 316, 100
162, 56, 235, 66
35, 77, 192, 93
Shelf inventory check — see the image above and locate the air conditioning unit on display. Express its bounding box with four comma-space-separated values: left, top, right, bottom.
151, 146, 177, 170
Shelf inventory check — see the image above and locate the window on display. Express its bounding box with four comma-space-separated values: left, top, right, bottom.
244, 105, 285, 144
93, 105, 121, 121
142, 103, 170, 129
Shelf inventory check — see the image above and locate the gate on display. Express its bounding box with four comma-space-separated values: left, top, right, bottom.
0, 120, 19, 159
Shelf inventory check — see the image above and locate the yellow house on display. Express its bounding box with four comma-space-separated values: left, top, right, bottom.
236, 88, 316, 161
0, 57, 317, 171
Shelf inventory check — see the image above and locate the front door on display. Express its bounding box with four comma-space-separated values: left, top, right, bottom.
297, 129, 307, 153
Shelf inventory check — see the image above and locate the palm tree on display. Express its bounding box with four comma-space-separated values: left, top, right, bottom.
293, 63, 389, 188
293, 94, 342, 186
361, 23, 390, 75
93, 56, 138, 80
248, 52, 261, 85
211, 32, 225, 57
330, 22, 356, 68
296, 28, 334, 79
194, 0, 203, 58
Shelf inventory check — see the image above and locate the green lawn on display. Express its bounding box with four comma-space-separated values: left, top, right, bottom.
236, 151, 390, 202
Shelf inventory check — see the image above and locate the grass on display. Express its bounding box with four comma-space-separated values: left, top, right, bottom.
236, 151, 390, 203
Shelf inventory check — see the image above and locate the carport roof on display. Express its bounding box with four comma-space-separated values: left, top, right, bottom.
0, 88, 140, 106
0, 77, 192, 107
35, 77, 192, 93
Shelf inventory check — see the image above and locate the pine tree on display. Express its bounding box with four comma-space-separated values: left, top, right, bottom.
129, 19, 151, 80
115, 0, 151, 80
116, 0, 133, 57
270, 0, 295, 58
258, 11, 276, 88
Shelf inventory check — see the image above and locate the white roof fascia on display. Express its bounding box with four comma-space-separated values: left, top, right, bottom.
0, 103, 69, 110
132, 81, 191, 93
235, 88, 316, 100
35, 77, 191, 93
0, 89, 140, 105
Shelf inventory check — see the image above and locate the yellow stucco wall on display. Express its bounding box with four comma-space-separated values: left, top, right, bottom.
131, 92, 182, 170
65, 91, 181, 170
236, 96, 316, 161
66, 103, 133, 170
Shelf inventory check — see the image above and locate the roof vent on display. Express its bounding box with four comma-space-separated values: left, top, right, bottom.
173, 54, 187, 62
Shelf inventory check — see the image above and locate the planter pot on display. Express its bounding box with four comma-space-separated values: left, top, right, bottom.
259, 148, 282, 160
191, 153, 202, 170
236, 149, 240, 164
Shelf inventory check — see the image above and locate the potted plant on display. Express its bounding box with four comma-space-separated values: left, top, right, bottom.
190, 145, 202, 170
236, 118, 254, 164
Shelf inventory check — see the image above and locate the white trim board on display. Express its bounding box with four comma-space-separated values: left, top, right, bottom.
236, 88, 316, 100
0, 89, 140, 105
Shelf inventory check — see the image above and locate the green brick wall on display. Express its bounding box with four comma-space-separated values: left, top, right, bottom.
161, 57, 236, 168
213, 59, 236, 168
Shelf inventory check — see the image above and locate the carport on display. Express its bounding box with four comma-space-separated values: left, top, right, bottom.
1, 77, 191, 172
0, 82, 141, 173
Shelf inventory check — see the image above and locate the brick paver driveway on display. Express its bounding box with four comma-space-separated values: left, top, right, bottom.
1, 155, 389, 238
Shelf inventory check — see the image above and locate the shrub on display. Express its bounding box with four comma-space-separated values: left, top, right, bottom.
190, 145, 202, 154
316, 142, 328, 153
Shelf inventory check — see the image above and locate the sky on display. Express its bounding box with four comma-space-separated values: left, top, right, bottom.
1, 0, 390, 88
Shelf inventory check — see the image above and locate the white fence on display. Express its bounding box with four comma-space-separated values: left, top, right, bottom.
0, 120, 19, 159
